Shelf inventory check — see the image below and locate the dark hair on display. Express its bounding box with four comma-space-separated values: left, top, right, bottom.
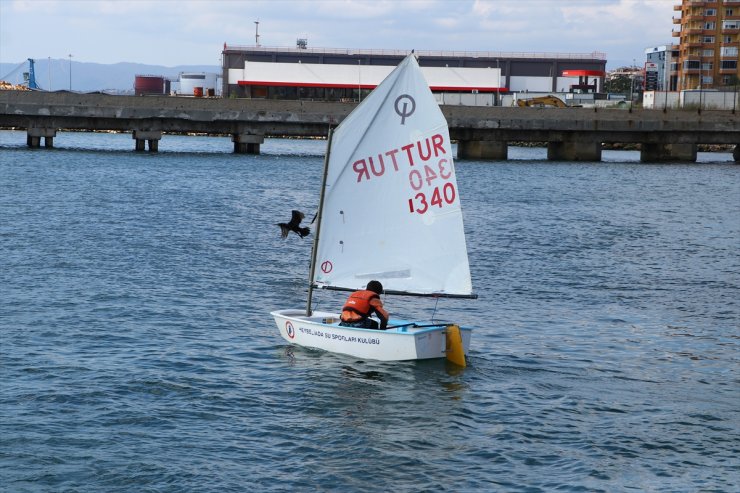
366, 280, 383, 294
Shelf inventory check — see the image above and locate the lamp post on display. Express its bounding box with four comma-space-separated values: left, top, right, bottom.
663, 52, 669, 111
699, 65, 703, 113
629, 58, 636, 107
68, 54, 72, 91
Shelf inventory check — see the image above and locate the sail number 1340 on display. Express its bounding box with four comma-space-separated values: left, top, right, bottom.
407, 160, 456, 215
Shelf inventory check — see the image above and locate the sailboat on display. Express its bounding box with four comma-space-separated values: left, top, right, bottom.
271, 54, 476, 364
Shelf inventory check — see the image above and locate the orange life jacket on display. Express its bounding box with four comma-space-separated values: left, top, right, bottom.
341, 290, 378, 318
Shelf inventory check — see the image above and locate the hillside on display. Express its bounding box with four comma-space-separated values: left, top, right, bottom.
0, 59, 220, 94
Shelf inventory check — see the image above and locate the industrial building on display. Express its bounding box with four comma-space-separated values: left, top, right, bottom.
134, 72, 220, 97
672, 0, 740, 90
179, 72, 219, 97
221, 43, 606, 104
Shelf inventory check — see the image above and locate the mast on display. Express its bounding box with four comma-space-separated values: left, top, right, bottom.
306, 127, 334, 316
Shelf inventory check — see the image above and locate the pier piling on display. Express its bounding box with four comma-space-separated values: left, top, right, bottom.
232, 133, 264, 154
26, 128, 56, 148
132, 130, 162, 152
640, 143, 697, 163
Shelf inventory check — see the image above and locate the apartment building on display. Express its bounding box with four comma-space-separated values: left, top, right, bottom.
673, 0, 740, 90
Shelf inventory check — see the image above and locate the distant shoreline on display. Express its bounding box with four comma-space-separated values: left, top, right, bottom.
508, 141, 734, 152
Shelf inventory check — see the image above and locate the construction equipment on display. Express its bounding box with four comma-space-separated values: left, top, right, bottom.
24, 58, 39, 89
1, 59, 40, 90
516, 95, 566, 108
0, 81, 31, 91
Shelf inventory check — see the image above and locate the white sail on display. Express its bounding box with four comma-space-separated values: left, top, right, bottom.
313, 54, 473, 297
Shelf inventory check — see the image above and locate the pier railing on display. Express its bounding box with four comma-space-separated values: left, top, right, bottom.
224, 44, 608, 61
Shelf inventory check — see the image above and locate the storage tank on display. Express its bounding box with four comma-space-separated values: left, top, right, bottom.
134, 75, 165, 95
179, 72, 218, 96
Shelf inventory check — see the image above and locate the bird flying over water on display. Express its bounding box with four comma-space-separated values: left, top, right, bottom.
278, 210, 310, 238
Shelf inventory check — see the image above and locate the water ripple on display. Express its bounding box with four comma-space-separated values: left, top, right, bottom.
1, 133, 738, 492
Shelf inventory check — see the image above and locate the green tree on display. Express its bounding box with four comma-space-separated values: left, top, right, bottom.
604, 75, 633, 94
723, 75, 740, 88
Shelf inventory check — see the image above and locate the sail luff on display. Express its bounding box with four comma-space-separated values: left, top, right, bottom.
306, 127, 334, 316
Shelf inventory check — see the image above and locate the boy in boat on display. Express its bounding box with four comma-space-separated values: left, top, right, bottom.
339, 280, 389, 330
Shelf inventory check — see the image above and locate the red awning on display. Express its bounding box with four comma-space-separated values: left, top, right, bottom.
561, 70, 605, 77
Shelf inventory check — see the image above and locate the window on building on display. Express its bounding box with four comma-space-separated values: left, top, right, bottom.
721, 46, 739, 56
269, 86, 298, 100
701, 62, 714, 71
703, 36, 716, 43
706, 8, 716, 16
703, 49, 715, 57
722, 20, 740, 30
721, 60, 738, 69
724, 35, 735, 43
726, 9, 734, 17
701, 75, 713, 85
705, 22, 716, 30
684, 60, 701, 70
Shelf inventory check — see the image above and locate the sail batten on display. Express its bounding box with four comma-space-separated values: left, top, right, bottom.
313, 54, 473, 297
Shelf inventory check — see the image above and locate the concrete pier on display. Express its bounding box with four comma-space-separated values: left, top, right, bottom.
26, 127, 56, 148
132, 130, 161, 152
641, 143, 697, 163
457, 140, 507, 160
2, 92, 739, 162
232, 133, 264, 154
547, 140, 602, 161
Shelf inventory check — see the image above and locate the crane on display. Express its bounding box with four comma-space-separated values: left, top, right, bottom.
24, 58, 39, 89
2, 58, 42, 90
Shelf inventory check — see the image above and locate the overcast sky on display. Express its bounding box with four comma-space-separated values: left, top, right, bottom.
1, 0, 675, 69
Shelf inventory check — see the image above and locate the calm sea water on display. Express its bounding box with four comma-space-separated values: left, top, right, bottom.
1, 131, 738, 493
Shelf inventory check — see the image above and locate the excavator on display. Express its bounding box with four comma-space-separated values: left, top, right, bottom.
516, 95, 566, 108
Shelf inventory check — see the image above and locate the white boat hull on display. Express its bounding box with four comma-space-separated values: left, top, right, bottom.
271, 309, 472, 361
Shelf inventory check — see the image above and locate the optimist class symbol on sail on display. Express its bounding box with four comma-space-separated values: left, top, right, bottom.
394, 94, 416, 125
